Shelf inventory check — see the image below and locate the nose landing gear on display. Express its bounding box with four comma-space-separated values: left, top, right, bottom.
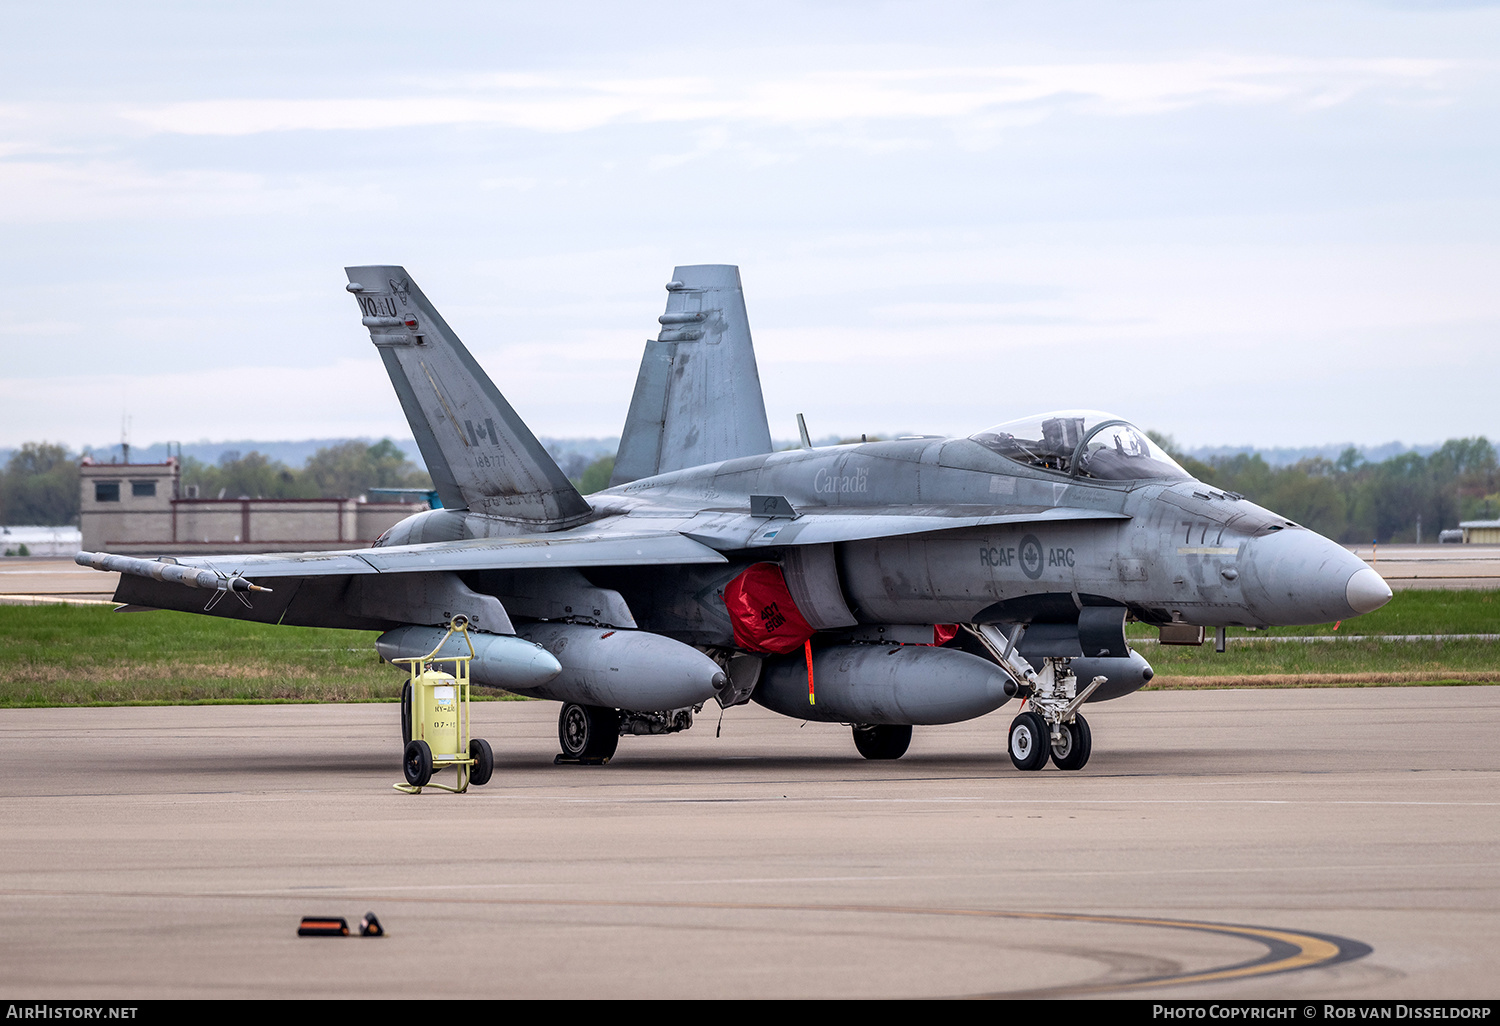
1007, 658, 1107, 772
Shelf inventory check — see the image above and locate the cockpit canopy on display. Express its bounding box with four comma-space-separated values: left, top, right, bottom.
971, 410, 1191, 482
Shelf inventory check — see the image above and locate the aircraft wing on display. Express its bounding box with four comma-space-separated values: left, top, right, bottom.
85, 529, 730, 630
104, 530, 729, 581
681, 505, 1131, 549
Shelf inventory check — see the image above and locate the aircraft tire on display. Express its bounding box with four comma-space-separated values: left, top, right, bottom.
469, 738, 494, 786
1050, 715, 1092, 771
852, 724, 913, 760
403, 739, 433, 787
1008, 711, 1050, 771
558, 703, 621, 762
401, 682, 413, 745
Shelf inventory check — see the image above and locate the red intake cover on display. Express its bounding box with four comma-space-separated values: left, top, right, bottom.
723, 562, 816, 655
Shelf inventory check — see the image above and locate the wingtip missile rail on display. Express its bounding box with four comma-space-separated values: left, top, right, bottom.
75, 551, 273, 595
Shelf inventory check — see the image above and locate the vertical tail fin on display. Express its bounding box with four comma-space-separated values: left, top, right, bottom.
345, 266, 590, 527
611, 264, 773, 486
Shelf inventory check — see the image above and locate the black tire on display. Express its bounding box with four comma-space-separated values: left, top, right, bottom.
400, 681, 413, 745
1050, 714, 1092, 771
558, 703, 620, 762
469, 738, 494, 786
1008, 711, 1050, 771
852, 724, 913, 760
403, 739, 433, 787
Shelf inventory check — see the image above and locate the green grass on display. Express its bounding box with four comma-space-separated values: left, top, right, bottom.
1127, 587, 1500, 639
2, 589, 1497, 707
1131, 589, 1500, 685
0, 605, 525, 707
1140, 636, 1499, 684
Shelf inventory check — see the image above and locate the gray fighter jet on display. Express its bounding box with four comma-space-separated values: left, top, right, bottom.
78, 264, 1393, 771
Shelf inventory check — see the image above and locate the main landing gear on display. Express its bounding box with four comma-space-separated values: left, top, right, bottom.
556, 703, 620, 765
852, 723, 912, 760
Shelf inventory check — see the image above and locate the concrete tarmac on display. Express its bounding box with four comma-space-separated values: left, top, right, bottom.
0, 557, 117, 604
2, 689, 1498, 999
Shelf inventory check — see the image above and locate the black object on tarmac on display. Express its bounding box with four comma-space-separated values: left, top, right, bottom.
298, 916, 350, 937
359, 912, 384, 937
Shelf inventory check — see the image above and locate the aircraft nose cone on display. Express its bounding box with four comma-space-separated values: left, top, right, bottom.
1346, 566, 1393, 614
1241, 528, 1382, 626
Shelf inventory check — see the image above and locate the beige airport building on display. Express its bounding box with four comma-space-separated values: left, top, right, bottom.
78, 458, 421, 555
1460, 519, 1500, 544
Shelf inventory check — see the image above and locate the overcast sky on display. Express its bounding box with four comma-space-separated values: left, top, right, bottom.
2, 1, 1497, 453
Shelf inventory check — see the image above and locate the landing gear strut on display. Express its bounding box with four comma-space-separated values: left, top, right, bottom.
960, 625, 1107, 773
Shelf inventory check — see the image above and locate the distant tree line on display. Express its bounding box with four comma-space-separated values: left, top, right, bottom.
1152, 434, 1499, 544
0, 444, 77, 528
178, 440, 430, 502
572, 456, 615, 495
0, 440, 431, 527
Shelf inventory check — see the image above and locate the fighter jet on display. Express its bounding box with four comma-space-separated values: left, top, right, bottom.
78, 264, 1393, 771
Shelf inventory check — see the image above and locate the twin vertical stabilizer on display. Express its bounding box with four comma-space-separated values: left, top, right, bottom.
611, 265, 773, 486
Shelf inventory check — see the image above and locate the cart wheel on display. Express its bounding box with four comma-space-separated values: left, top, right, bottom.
470, 738, 494, 786
403, 739, 433, 787
400, 681, 412, 745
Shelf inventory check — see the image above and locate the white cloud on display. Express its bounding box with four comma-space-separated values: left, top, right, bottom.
0, 159, 391, 223
110, 57, 1457, 138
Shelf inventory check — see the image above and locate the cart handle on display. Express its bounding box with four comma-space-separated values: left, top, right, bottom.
392, 615, 477, 670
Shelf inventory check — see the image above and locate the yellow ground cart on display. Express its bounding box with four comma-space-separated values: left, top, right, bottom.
393, 615, 494, 794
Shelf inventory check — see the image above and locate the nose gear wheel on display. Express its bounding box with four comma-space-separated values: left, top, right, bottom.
1050, 714, 1092, 770
1008, 711, 1050, 771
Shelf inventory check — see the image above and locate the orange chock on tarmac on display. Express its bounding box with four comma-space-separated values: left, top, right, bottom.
297, 916, 350, 937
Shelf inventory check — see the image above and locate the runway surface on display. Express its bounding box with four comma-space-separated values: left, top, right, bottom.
2, 688, 1497, 999
1348, 544, 1500, 591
